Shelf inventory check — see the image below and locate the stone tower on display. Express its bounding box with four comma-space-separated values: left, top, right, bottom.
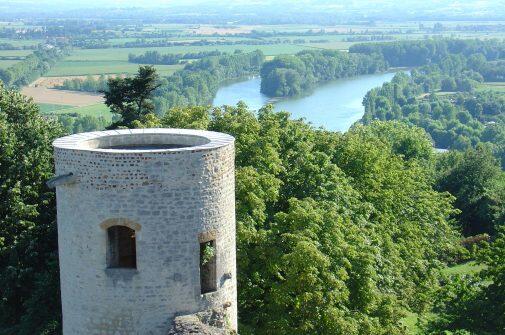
50, 128, 236, 334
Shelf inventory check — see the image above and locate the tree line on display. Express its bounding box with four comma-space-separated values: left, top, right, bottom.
349, 38, 505, 67
361, 49, 505, 169
151, 50, 264, 112
54, 75, 109, 93
0, 42, 37, 50
48, 50, 265, 110
127, 50, 223, 65
260, 49, 388, 97
0, 46, 65, 87
72, 37, 294, 49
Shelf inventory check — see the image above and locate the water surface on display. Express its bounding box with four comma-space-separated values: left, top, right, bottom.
213, 72, 397, 132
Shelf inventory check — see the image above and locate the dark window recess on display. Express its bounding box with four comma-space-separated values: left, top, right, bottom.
107, 226, 137, 268
200, 240, 217, 294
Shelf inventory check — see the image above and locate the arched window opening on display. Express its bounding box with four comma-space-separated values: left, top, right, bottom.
107, 226, 136, 269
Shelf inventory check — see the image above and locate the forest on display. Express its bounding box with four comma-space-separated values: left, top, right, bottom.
359, 40, 505, 169
260, 39, 505, 98
260, 49, 388, 96
349, 39, 505, 67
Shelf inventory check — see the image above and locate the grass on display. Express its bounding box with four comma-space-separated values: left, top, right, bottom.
37, 103, 75, 113
47, 43, 309, 76
0, 49, 33, 57
442, 261, 487, 276
0, 38, 42, 47
401, 261, 486, 334
402, 311, 423, 335
66, 44, 310, 62
304, 41, 356, 50
476, 82, 505, 93
41, 103, 113, 121
0, 59, 20, 69
46, 61, 183, 76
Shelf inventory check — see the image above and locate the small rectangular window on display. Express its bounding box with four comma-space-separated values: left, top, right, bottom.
200, 240, 217, 294
107, 226, 137, 269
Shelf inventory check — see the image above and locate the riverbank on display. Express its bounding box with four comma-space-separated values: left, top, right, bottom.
213, 71, 398, 132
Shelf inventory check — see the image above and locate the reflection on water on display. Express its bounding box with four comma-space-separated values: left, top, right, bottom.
213, 72, 397, 132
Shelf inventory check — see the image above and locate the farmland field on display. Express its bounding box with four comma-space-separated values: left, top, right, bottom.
41, 103, 112, 121
0, 59, 20, 69
21, 86, 104, 106
37, 103, 75, 113
0, 49, 32, 57
0, 38, 42, 47
46, 60, 183, 76
45, 44, 310, 76
65, 44, 310, 62
477, 82, 505, 92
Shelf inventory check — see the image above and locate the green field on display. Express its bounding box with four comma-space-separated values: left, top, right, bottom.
37, 103, 75, 113
66, 44, 310, 62
0, 38, 42, 47
304, 41, 356, 50
442, 261, 487, 276
0, 49, 32, 57
42, 20, 505, 78
0, 59, 20, 69
46, 60, 183, 76
47, 44, 309, 76
477, 82, 505, 93
41, 103, 113, 121
401, 261, 487, 334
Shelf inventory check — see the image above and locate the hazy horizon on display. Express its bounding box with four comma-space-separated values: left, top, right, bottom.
2, 0, 505, 21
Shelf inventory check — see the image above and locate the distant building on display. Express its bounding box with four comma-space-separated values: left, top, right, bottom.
50, 129, 237, 334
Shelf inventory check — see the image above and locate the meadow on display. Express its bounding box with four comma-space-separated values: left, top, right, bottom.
46, 60, 183, 76
64, 44, 310, 62
0, 49, 32, 57
477, 81, 505, 92
38, 103, 112, 121
37, 103, 74, 113
0, 59, 19, 69
45, 44, 309, 77
0, 37, 42, 47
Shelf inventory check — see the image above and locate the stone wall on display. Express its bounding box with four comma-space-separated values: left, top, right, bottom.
53, 129, 237, 335
167, 307, 236, 335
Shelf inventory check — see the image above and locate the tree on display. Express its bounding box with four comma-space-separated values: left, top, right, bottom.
102, 66, 160, 128
133, 105, 461, 334
436, 147, 504, 236
441, 77, 457, 91
0, 83, 64, 334
424, 226, 505, 334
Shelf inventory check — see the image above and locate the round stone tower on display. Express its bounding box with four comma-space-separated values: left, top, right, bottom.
51, 128, 236, 335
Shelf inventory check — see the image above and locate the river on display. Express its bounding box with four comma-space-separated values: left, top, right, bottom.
213, 72, 397, 132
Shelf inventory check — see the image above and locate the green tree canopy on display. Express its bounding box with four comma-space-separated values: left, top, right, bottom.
103, 65, 160, 128
133, 104, 462, 334
0, 83, 64, 334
